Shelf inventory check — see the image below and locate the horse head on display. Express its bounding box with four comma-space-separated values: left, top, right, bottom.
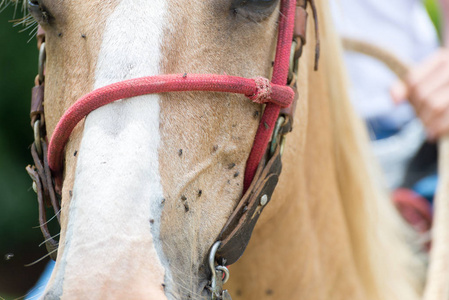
31, 0, 289, 298
11, 0, 434, 298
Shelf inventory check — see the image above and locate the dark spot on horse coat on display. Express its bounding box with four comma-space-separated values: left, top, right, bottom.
181, 195, 187, 201
184, 202, 190, 212
213, 145, 219, 152
178, 149, 183, 156
266, 289, 273, 295
198, 190, 202, 197
228, 163, 236, 169
73, 150, 77, 156
149, 219, 154, 224
58, 32, 63, 37
234, 171, 240, 178
253, 110, 259, 119
81, 34, 86, 39
69, 190, 73, 197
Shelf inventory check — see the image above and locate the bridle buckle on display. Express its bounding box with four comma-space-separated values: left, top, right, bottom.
208, 242, 232, 300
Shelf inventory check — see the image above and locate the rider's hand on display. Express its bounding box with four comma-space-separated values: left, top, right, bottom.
391, 48, 449, 140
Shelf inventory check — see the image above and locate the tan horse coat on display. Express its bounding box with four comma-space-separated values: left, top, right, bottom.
6, 0, 428, 298
227, 3, 425, 299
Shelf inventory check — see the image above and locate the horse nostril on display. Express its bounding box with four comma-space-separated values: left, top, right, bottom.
28, 0, 39, 5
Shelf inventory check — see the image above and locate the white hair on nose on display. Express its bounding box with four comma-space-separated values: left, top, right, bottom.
48, 0, 174, 298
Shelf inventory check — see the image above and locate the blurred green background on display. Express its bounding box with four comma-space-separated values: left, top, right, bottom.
0, 3, 49, 299
0, 0, 444, 299
425, 0, 443, 39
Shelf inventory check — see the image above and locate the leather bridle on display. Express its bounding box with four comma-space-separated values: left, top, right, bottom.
26, 0, 319, 298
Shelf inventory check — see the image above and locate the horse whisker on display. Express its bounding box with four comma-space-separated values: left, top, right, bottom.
0, 2, 10, 14
24, 248, 58, 267
19, 289, 45, 300
1, 0, 28, 14
13, 283, 47, 300
27, 28, 38, 43
32, 208, 61, 229
159, 240, 206, 299
17, 18, 36, 31
39, 232, 61, 247
28, 24, 38, 35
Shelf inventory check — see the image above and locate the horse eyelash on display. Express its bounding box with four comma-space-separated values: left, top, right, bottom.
0, 0, 28, 16
1, 0, 33, 24
1, 0, 39, 43
14, 14, 39, 43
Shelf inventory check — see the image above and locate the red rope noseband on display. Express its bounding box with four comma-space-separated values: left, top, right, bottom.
48, 74, 294, 174
243, 0, 296, 189
47, 0, 298, 192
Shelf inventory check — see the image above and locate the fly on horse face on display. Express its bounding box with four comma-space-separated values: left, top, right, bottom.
8, 0, 449, 299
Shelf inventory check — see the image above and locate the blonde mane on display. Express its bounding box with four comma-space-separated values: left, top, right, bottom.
318, 1, 426, 298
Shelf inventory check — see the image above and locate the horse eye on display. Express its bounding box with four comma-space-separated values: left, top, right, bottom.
28, 0, 40, 10
231, 0, 278, 20
28, 0, 50, 24
233, 0, 278, 9
246, 0, 277, 8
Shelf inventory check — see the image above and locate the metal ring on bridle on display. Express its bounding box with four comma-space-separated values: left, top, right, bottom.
38, 42, 46, 84
208, 241, 231, 297
287, 39, 298, 85
34, 120, 42, 156
209, 242, 228, 280
216, 265, 230, 284
270, 116, 286, 156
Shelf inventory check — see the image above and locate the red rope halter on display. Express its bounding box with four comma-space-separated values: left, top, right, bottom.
47, 0, 298, 191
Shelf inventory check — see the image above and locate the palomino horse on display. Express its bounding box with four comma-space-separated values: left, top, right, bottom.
8, 0, 449, 298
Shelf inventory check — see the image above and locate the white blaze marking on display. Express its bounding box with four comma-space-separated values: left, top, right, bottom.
53, 0, 171, 296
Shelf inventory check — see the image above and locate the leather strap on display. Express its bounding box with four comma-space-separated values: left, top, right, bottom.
294, 5, 308, 44
214, 0, 320, 266
26, 141, 60, 260
26, 25, 61, 261
31, 84, 44, 127
216, 145, 282, 265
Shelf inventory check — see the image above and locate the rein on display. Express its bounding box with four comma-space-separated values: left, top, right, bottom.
26, 0, 319, 298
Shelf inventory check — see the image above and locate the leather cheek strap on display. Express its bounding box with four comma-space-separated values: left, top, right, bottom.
216, 145, 283, 266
